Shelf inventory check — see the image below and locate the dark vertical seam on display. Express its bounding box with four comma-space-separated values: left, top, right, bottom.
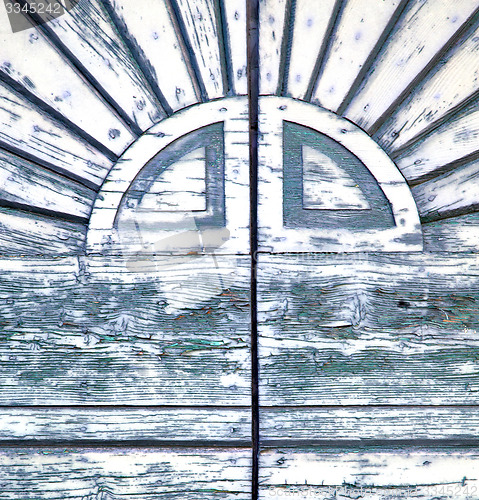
304, 0, 345, 103
215, 0, 235, 95
276, 0, 296, 96
247, 0, 259, 498
166, 0, 209, 102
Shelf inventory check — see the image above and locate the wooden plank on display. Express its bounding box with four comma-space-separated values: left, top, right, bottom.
378, 22, 479, 153
223, 0, 248, 95
411, 158, 479, 222
103, 0, 198, 112
0, 256, 250, 405
35, 0, 164, 132
312, 0, 401, 112
423, 213, 479, 253
285, 0, 337, 100
174, 0, 227, 100
0, 408, 250, 442
395, 102, 479, 182
0, 16, 135, 154
0, 207, 85, 256
344, 0, 478, 131
258, 253, 479, 405
0, 82, 113, 188
260, 448, 479, 499
0, 447, 251, 499
0, 149, 94, 220
259, 0, 288, 95
261, 407, 479, 441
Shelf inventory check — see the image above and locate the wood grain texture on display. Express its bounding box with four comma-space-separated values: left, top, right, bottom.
0, 207, 86, 256
395, 102, 479, 183
260, 448, 479, 499
285, 0, 337, 100
0, 256, 250, 405
258, 253, 479, 405
0, 82, 113, 188
312, 0, 401, 111
260, 407, 479, 441
0, 447, 251, 499
0, 17, 136, 154
377, 20, 479, 153
103, 0, 199, 112
423, 213, 479, 252
174, 0, 227, 100
223, 0, 248, 95
412, 158, 479, 222
0, 149, 94, 220
0, 408, 250, 442
344, 0, 478, 131
35, 0, 164, 132
258, 0, 288, 95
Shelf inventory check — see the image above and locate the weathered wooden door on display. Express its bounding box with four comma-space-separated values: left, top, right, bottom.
1, 0, 479, 498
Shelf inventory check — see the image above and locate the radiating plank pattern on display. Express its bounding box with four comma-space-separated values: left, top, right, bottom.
0, 256, 250, 405
0, 448, 251, 499
258, 253, 479, 405
32, 0, 164, 132
260, 448, 479, 499
312, 0, 402, 111
101, 0, 199, 111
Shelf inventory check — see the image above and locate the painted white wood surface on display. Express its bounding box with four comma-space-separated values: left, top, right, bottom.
0, 12, 135, 154
0, 448, 251, 499
35, 0, 164, 131
0, 82, 113, 188
260, 448, 479, 499
258, 0, 288, 95
0, 408, 250, 442
286, 0, 337, 100
313, 0, 402, 111
103, 0, 199, 111
395, 102, 479, 182
344, 0, 478, 131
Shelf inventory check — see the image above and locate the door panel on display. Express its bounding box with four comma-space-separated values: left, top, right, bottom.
257, 0, 479, 496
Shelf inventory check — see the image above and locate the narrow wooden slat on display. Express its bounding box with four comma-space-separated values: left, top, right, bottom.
423, 213, 479, 253
0, 408, 250, 442
284, 0, 337, 100
412, 158, 479, 222
0, 256, 250, 405
258, 253, 479, 406
0, 82, 113, 188
0, 208, 85, 256
260, 448, 479, 499
223, 0, 248, 95
102, 0, 198, 112
0, 16, 135, 154
261, 407, 479, 441
395, 102, 479, 182
174, 0, 227, 100
312, 0, 401, 112
259, 0, 288, 95
0, 448, 251, 499
34, 0, 164, 132
0, 150, 94, 220
344, 0, 478, 131
377, 23, 479, 153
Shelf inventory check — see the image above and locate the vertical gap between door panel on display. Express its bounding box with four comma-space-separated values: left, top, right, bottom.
247, 0, 260, 498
